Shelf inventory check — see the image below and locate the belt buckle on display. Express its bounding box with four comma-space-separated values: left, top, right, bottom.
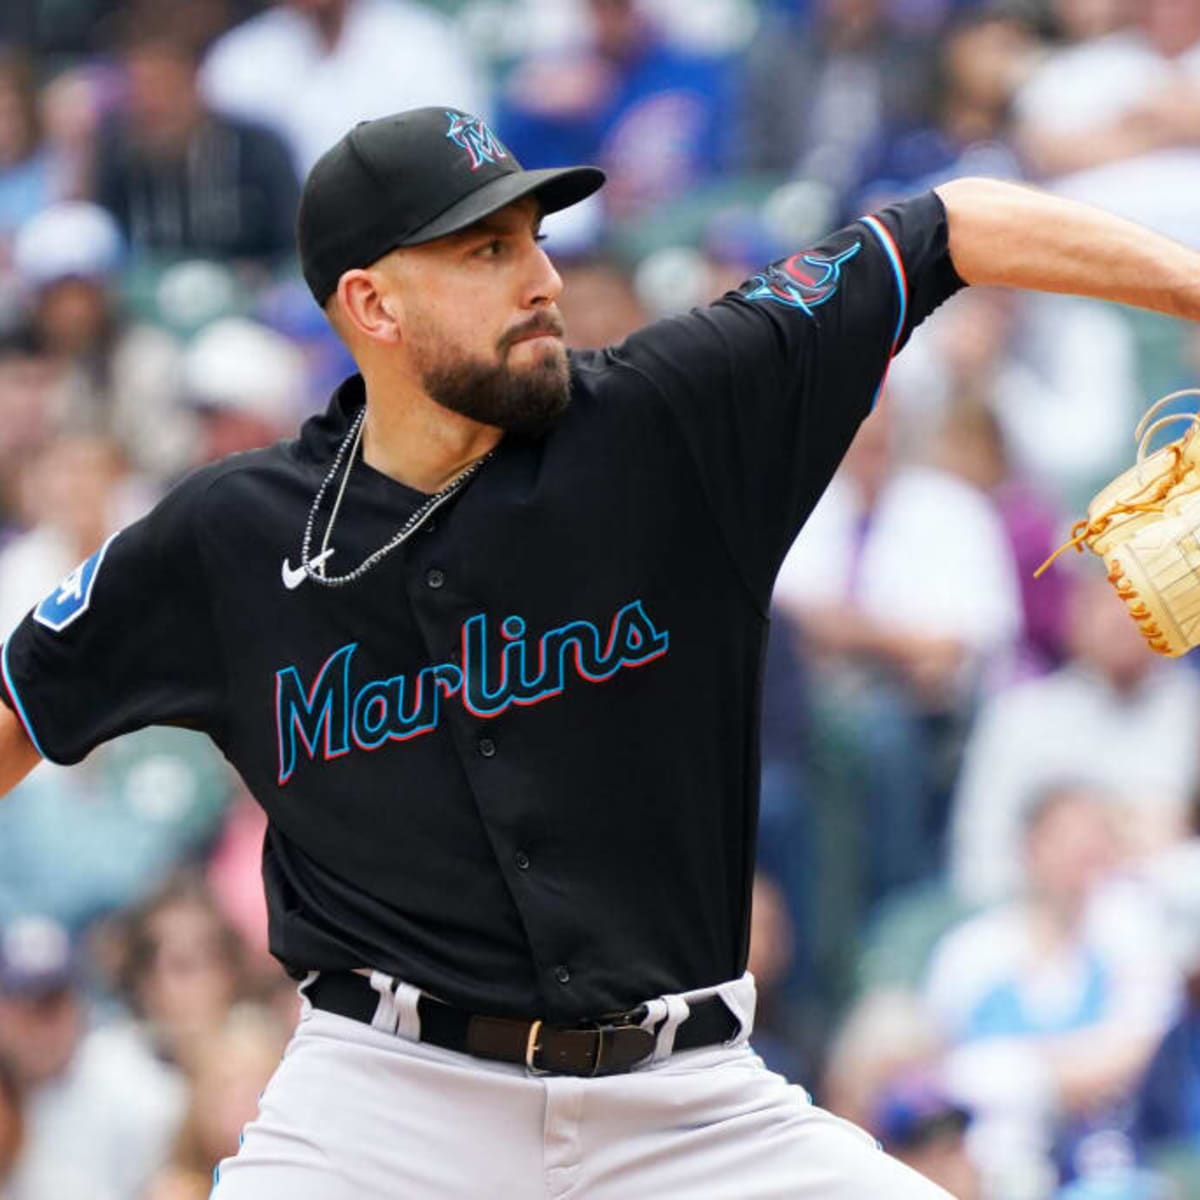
525, 1019, 547, 1074
525, 1017, 649, 1077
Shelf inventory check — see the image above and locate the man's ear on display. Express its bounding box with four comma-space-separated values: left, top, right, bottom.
334, 267, 405, 345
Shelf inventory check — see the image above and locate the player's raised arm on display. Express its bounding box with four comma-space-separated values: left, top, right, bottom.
0, 702, 40, 796
936, 177, 1200, 318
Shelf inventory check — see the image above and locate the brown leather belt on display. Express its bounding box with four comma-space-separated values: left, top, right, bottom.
306, 972, 740, 1077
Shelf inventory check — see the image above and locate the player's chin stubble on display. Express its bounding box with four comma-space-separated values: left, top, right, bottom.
419, 325, 571, 439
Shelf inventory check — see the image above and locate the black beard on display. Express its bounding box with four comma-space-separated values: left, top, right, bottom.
420, 348, 571, 438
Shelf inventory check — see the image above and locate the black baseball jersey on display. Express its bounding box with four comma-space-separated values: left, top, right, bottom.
1, 191, 963, 1021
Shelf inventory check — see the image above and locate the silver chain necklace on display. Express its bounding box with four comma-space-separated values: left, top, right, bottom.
300, 405, 496, 588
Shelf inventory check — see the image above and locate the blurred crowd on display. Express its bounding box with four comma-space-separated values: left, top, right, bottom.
1, 0, 1200, 1197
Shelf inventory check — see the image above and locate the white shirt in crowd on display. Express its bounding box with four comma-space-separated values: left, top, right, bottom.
949, 662, 1200, 907
926, 883, 1178, 1055
1014, 30, 1200, 247
923, 879, 1179, 1187
775, 464, 1021, 659
886, 295, 1141, 512
201, 0, 487, 174
6, 1024, 185, 1200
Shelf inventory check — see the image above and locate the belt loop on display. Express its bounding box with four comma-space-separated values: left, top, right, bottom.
393, 981, 422, 1042
639, 997, 667, 1033
368, 971, 401, 1034
715, 972, 757, 1044
650, 994, 690, 1062
297, 970, 319, 1021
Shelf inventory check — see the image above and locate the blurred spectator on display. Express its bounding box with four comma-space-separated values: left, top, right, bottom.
203, 790, 304, 1031
733, 0, 935, 207
557, 254, 647, 349
777, 402, 1021, 710
927, 786, 1178, 1191
747, 872, 811, 1082
0, 431, 251, 935
118, 873, 248, 1075
886, 287, 1142, 514
852, 10, 1032, 214
1133, 838, 1200, 1154
0, 435, 127, 635
0, 50, 56, 250
118, 0, 262, 56
205, 797, 268, 965
1044, 0, 1134, 42
868, 1072, 981, 1200
0, 724, 234, 936
934, 398, 1070, 678
0, 438, 232, 933
1014, 0, 1200, 246
0, 915, 183, 1200
248, 271, 358, 401
144, 1005, 288, 1200
497, 0, 731, 219
11, 202, 194, 480
0, 1054, 21, 1197
0, 707, 231, 942
0, 331, 56, 525
93, 24, 299, 266
775, 402, 1021, 898
0, 0, 159, 59
201, 0, 486, 175
38, 64, 109, 206
821, 988, 943, 1128
756, 613, 816, 990
949, 568, 1200, 907
181, 316, 309, 463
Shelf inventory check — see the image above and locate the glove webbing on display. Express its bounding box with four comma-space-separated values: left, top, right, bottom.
1034, 442, 1198, 577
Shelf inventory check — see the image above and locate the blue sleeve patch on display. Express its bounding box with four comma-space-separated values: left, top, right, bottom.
33, 534, 117, 633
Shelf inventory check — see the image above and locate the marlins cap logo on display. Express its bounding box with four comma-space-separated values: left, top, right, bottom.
445, 111, 509, 171
744, 243, 862, 313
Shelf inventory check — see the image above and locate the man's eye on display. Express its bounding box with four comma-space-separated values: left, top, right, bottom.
478, 239, 504, 257
535, 233, 548, 245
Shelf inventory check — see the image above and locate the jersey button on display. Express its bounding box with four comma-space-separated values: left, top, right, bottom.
515, 851, 530, 870
478, 737, 496, 758
554, 965, 571, 985
426, 568, 445, 589
423, 520, 437, 535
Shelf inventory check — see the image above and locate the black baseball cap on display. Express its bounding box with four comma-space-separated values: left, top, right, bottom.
297, 107, 606, 305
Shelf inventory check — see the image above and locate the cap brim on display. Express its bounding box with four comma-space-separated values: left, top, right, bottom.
399, 165, 606, 247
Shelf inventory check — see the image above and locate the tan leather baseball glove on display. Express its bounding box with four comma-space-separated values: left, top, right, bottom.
1036, 389, 1200, 657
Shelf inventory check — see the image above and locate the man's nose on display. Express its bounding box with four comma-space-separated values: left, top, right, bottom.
526, 242, 563, 308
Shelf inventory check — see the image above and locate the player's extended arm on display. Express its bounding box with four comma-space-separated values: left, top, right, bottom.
0, 702, 41, 797
935, 177, 1200, 319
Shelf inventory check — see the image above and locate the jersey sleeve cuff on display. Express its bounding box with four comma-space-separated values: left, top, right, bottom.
2, 638, 48, 761
860, 213, 908, 354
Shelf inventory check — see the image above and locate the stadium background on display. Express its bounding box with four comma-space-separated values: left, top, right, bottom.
1, 0, 1200, 1196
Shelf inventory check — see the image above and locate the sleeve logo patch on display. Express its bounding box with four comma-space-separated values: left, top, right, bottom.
34, 534, 117, 632
743, 241, 861, 312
